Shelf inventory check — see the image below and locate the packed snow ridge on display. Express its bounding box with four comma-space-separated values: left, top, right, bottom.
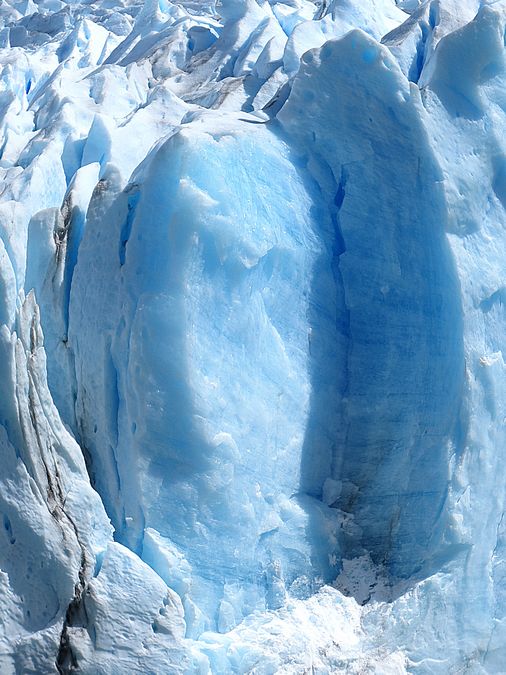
0, 0, 505, 671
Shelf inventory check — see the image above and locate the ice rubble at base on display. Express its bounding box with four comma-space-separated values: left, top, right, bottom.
0, 0, 506, 671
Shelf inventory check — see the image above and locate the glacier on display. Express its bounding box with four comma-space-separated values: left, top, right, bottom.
0, 0, 505, 672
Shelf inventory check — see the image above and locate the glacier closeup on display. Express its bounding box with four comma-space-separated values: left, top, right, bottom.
0, 0, 506, 672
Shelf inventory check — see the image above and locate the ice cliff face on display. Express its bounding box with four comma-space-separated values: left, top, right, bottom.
0, 0, 505, 672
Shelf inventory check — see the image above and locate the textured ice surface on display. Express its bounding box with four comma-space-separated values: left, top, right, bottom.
0, 0, 506, 672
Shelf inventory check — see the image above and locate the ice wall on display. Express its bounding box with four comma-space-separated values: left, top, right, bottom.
69, 113, 347, 634
0, 0, 505, 672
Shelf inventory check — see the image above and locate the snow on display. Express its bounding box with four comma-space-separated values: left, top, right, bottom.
0, 0, 505, 672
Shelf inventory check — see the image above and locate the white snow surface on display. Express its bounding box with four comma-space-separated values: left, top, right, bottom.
0, 0, 505, 672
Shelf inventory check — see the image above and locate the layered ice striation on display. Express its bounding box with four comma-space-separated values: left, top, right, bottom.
0, 0, 506, 672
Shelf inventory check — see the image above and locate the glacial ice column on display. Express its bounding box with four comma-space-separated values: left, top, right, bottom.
68, 111, 346, 634
279, 29, 465, 582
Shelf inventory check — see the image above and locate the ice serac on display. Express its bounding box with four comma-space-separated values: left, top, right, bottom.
279, 28, 464, 584
0, 290, 111, 672
418, 5, 506, 669
69, 110, 345, 635
0, 271, 186, 671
